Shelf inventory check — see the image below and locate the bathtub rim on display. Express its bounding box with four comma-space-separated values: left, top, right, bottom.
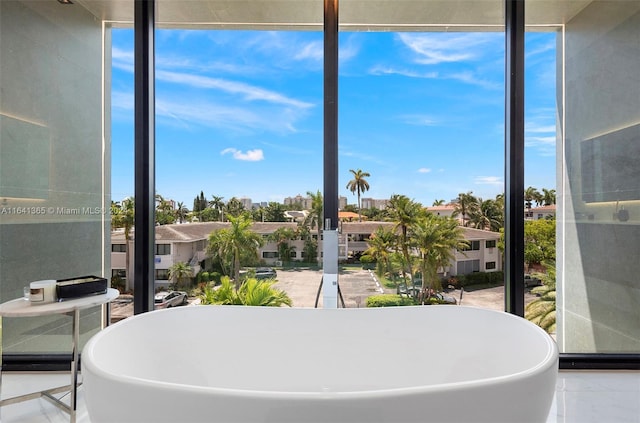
82, 305, 559, 400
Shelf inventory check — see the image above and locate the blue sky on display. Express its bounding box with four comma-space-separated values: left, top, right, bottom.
111, 29, 556, 208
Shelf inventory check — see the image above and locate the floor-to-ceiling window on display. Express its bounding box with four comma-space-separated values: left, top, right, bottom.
2, 0, 638, 369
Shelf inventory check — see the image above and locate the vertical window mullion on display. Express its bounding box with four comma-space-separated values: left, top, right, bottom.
323, 0, 339, 231
504, 0, 526, 316
134, 0, 156, 314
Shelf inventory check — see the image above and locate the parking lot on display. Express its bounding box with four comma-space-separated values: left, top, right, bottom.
272, 268, 385, 308
272, 268, 538, 309
111, 268, 538, 321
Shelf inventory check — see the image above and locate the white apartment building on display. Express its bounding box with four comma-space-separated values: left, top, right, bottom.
526, 205, 556, 220
111, 221, 501, 290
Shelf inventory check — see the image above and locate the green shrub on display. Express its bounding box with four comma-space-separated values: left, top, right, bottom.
359, 254, 376, 270
209, 271, 222, 285
110, 275, 125, 293
456, 271, 504, 288
359, 254, 375, 264
366, 294, 415, 307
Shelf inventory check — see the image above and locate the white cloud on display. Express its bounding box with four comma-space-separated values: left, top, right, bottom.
446, 71, 501, 90
153, 97, 303, 134
525, 111, 556, 156
399, 114, 439, 126
397, 33, 500, 65
156, 70, 313, 109
369, 65, 439, 79
474, 176, 503, 186
221, 148, 265, 162
339, 34, 361, 63
526, 123, 556, 133
295, 40, 323, 62
112, 47, 134, 73
369, 66, 498, 89
418, 168, 432, 173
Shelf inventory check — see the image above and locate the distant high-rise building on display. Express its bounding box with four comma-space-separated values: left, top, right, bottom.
239, 197, 253, 210
284, 194, 313, 209
338, 196, 348, 210
361, 198, 388, 210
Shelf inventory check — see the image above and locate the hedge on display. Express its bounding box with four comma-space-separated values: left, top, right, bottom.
452, 271, 504, 288
366, 294, 416, 307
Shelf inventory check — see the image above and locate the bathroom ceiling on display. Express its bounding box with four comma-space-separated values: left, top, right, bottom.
74, 0, 594, 30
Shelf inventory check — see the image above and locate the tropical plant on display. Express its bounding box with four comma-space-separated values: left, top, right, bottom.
411, 215, 468, 296
297, 224, 319, 264
432, 199, 445, 206
346, 169, 371, 221
225, 197, 246, 218
524, 219, 556, 271
209, 195, 225, 221
206, 214, 264, 289
175, 201, 188, 224
111, 197, 134, 290
525, 261, 556, 334
303, 190, 323, 262
452, 191, 479, 227
168, 261, 194, 289
155, 194, 176, 225
524, 186, 541, 210
541, 188, 556, 206
200, 276, 292, 307
263, 202, 287, 222
269, 227, 298, 262
386, 194, 424, 284
364, 226, 397, 278
468, 198, 503, 232
193, 191, 208, 220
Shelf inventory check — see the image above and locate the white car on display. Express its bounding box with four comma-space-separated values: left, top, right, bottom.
154, 291, 188, 309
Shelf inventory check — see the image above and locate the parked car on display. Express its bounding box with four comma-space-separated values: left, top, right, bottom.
524, 274, 542, 287
397, 285, 457, 305
254, 267, 277, 280
154, 291, 188, 309
433, 292, 457, 305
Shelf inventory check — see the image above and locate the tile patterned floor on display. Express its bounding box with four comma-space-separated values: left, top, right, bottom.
1, 371, 638, 422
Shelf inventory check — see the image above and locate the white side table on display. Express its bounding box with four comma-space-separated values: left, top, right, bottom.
0, 288, 119, 423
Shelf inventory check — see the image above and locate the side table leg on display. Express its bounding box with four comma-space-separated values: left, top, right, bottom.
70, 309, 80, 423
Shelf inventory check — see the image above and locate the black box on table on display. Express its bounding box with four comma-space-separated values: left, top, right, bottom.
56, 276, 108, 301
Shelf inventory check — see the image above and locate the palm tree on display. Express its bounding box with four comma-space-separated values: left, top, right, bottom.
168, 261, 194, 289
346, 169, 371, 221
206, 214, 264, 289
525, 261, 556, 334
269, 227, 298, 263
386, 194, 423, 284
176, 202, 188, 223
432, 199, 445, 206
155, 194, 176, 225
468, 198, 503, 232
209, 195, 225, 222
411, 215, 468, 297
200, 276, 292, 307
524, 186, 540, 211
542, 188, 556, 206
453, 191, 479, 227
224, 197, 246, 219
364, 226, 397, 279
111, 197, 134, 291
304, 190, 323, 262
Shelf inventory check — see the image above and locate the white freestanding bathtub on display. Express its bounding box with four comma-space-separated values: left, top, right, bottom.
82, 306, 558, 423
